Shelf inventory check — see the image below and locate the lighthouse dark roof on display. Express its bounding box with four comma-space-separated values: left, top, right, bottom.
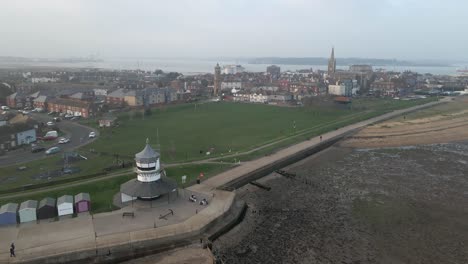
135, 139, 160, 161
120, 175, 177, 198
135, 142, 160, 161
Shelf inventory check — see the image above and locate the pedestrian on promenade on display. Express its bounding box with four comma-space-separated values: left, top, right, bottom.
10, 243, 15, 257
320, 135, 322, 141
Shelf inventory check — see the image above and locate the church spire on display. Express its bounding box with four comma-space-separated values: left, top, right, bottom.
328, 46, 336, 78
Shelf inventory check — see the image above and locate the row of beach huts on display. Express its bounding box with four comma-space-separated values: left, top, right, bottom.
0, 193, 91, 227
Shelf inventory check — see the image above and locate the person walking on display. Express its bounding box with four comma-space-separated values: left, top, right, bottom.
320, 135, 323, 141
10, 243, 15, 257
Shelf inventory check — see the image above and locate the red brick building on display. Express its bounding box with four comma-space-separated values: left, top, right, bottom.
6, 93, 26, 108
47, 98, 95, 118
33, 96, 48, 109
105, 88, 126, 107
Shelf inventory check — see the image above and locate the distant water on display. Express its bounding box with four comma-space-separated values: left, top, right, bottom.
0, 57, 463, 75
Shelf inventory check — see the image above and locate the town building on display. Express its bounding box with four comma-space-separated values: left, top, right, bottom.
349, 64, 373, 73
99, 115, 117, 128
221, 81, 242, 91
371, 81, 397, 96
32, 95, 48, 110
213, 63, 221, 96
328, 47, 336, 78
222, 65, 244, 74
266, 65, 281, 79
124, 88, 177, 107
31, 77, 59, 83
6, 92, 26, 108
106, 88, 127, 107
0, 125, 37, 150
120, 139, 177, 202
250, 93, 269, 103
47, 98, 95, 118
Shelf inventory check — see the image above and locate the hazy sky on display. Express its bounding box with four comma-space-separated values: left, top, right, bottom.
1, 0, 467, 60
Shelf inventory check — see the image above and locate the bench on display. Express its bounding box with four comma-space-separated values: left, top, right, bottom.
122, 212, 135, 218
159, 209, 174, 220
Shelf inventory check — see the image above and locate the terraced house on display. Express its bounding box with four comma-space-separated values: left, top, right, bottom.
47, 98, 95, 118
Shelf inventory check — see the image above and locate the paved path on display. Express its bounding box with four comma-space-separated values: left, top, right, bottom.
200, 99, 448, 189
0, 99, 447, 200
0, 188, 235, 263
0, 99, 448, 263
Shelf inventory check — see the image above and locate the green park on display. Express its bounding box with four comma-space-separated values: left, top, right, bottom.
0, 98, 436, 212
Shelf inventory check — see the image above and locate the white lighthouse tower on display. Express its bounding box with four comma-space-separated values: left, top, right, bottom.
120, 139, 177, 202
135, 138, 161, 183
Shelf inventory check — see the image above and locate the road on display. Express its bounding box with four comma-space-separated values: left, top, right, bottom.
0, 98, 449, 200
0, 112, 97, 167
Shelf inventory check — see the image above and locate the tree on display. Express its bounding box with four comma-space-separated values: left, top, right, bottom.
144, 108, 152, 116
200, 79, 209, 88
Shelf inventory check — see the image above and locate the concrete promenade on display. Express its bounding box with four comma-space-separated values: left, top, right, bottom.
199, 99, 446, 189
0, 189, 235, 263
0, 99, 445, 263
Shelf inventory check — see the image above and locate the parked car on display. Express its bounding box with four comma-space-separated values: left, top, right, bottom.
53, 117, 61, 122
46, 121, 55, 126
70, 116, 81, 121
58, 137, 70, 144
45, 146, 60, 155
88, 132, 96, 138
64, 114, 74, 119
1, 106, 9, 110
31, 145, 46, 153
48, 111, 56, 115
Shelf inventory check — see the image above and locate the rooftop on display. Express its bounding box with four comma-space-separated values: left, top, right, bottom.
57, 195, 73, 204
75, 193, 91, 202
135, 139, 160, 161
38, 197, 56, 208
19, 200, 38, 210
0, 203, 18, 214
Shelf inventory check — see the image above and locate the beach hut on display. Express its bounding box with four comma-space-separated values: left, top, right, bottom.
57, 195, 74, 216
19, 200, 38, 223
0, 203, 18, 226
37, 197, 57, 220
74, 193, 91, 213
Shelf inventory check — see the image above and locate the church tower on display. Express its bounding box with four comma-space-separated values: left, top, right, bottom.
213, 63, 221, 96
328, 47, 336, 78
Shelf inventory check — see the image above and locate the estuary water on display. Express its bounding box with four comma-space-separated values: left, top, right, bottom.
0, 57, 464, 75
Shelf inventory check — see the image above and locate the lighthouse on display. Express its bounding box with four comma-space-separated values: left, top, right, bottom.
120, 139, 177, 203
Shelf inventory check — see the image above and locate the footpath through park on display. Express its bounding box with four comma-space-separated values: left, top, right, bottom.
0, 98, 447, 264
198, 98, 447, 189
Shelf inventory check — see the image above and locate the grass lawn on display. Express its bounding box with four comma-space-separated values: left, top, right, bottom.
0, 163, 231, 213
0, 97, 435, 191
86, 98, 435, 164
0, 151, 125, 192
